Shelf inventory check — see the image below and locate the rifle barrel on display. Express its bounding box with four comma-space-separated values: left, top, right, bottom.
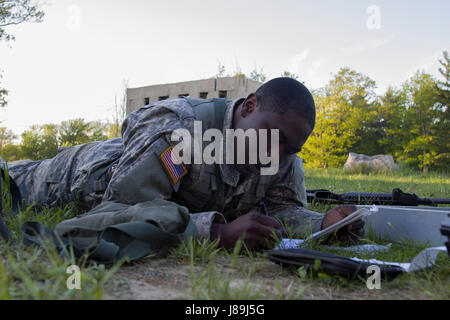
420, 198, 450, 205
306, 189, 450, 206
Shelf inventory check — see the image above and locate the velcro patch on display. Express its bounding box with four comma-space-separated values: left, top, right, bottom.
160, 146, 187, 184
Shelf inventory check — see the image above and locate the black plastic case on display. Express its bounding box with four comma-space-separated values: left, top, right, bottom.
440, 214, 450, 257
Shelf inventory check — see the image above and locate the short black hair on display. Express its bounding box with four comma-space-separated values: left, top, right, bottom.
255, 77, 316, 129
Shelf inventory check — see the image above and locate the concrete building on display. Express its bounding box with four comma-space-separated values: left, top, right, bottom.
126, 76, 262, 114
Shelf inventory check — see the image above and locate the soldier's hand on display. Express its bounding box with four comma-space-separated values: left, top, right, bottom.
210, 211, 282, 251
321, 205, 365, 245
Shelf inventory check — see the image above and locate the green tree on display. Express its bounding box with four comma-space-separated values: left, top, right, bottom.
0, 143, 20, 161
346, 75, 380, 156
300, 91, 349, 168
89, 120, 109, 142
19, 119, 109, 160
59, 118, 108, 147
20, 124, 58, 160
59, 118, 91, 147
300, 68, 378, 167
437, 50, 450, 95
434, 51, 450, 170
399, 72, 445, 171
20, 127, 41, 159
0, 125, 16, 149
377, 86, 408, 155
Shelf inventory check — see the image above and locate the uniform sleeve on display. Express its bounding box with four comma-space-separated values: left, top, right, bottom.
189, 211, 227, 238
264, 155, 324, 238
101, 103, 225, 239
103, 104, 183, 204
55, 199, 193, 244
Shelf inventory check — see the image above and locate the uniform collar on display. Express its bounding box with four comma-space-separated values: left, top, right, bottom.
219, 97, 245, 187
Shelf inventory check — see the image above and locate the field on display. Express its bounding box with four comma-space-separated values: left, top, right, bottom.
0, 166, 449, 300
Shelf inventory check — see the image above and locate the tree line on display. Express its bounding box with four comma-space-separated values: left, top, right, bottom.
216, 54, 449, 172
0, 119, 121, 161
1, 51, 448, 172
300, 51, 449, 172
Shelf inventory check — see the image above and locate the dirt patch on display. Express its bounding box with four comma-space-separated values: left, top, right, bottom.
101, 255, 442, 300
104, 258, 192, 299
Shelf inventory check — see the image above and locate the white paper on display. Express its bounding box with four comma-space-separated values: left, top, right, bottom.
302, 208, 371, 244
275, 238, 392, 254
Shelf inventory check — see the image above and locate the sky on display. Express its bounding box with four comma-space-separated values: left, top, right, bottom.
0, 0, 449, 137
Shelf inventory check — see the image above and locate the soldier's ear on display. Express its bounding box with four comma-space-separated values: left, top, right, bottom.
241, 93, 259, 117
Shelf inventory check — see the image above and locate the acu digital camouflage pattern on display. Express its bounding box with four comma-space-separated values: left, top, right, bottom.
7, 98, 324, 239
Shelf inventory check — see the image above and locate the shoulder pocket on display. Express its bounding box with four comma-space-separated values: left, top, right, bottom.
175, 165, 216, 212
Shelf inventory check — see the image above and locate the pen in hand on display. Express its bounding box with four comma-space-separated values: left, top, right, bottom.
259, 201, 269, 216
258, 201, 283, 242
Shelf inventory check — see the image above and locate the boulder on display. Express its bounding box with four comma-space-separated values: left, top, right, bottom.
344, 152, 398, 172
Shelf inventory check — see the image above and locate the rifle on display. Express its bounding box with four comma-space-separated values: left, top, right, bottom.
306, 188, 450, 207
441, 214, 450, 257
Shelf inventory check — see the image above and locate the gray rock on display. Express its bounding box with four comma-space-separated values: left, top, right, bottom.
344, 152, 398, 172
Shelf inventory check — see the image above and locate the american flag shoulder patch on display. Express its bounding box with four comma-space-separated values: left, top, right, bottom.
160, 146, 187, 184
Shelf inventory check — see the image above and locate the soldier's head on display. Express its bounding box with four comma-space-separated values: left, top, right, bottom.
232, 77, 315, 175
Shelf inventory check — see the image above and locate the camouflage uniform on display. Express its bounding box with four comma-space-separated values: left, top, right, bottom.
7, 98, 324, 239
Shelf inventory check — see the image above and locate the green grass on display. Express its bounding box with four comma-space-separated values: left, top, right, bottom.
162, 230, 449, 300
0, 200, 126, 299
0, 166, 449, 299
304, 165, 449, 199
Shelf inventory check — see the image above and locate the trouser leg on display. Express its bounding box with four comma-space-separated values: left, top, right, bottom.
7, 159, 49, 206
7, 143, 97, 207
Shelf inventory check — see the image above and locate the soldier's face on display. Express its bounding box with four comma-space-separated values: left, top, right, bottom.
233, 94, 313, 175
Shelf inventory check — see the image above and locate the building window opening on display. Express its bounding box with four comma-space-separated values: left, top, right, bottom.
158, 96, 169, 101
144, 97, 150, 105
218, 90, 227, 98
178, 93, 189, 98
199, 92, 208, 99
